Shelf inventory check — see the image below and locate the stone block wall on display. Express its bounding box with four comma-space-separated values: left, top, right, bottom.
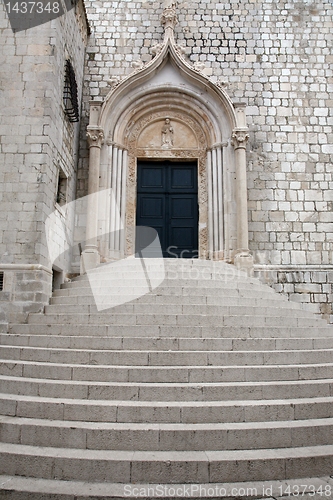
0, 266, 52, 331
1, 0, 332, 323
77, 0, 332, 321
0, 0, 88, 326
255, 266, 333, 323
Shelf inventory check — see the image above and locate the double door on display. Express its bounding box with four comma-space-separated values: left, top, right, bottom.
136, 161, 198, 258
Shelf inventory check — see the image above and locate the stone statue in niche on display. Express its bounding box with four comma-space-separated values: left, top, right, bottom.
161, 118, 174, 148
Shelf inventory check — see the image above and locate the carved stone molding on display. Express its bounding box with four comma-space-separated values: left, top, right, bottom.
86, 128, 104, 149
135, 149, 199, 158
216, 78, 229, 90
107, 76, 120, 89
123, 108, 208, 259
125, 148, 207, 260
132, 60, 144, 71
231, 129, 249, 150
160, 3, 177, 30
175, 43, 186, 56
193, 61, 206, 73
126, 111, 207, 153
150, 43, 164, 57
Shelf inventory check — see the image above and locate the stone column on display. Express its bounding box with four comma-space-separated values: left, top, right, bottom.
108, 145, 128, 258
207, 145, 224, 260
206, 150, 213, 259
120, 149, 128, 256
80, 100, 104, 274
232, 103, 253, 273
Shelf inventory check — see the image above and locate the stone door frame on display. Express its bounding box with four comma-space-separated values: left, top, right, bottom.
81, 3, 253, 273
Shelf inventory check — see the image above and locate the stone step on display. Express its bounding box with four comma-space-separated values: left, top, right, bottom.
2, 392, 333, 423
49, 293, 299, 308
1, 415, 333, 451
72, 265, 258, 281
1, 375, 332, 401
1, 474, 333, 500
3, 258, 333, 489
72, 259, 248, 273
60, 269, 273, 283
2, 359, 333, 383
52, 285, 277, 298
43, 303, 316, 318
75, 257, 241, 268
1, 442, 333, 483
60, 277, 276, 290
26, 312, 325, 328
2, 345, 333, 367
8, 323, 333, 338
3, 333, 333, 351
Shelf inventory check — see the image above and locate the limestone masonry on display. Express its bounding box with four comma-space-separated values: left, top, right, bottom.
1, 2, 333, 495
0, 0, 332, 325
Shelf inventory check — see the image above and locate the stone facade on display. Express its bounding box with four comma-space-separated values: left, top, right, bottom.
0, 0, 89, 328
76, 0, 333, 321
0, 0, 332, 324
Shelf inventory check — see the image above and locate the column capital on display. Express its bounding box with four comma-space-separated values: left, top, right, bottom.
231, 128, 249, 150
86, 127, 104, 149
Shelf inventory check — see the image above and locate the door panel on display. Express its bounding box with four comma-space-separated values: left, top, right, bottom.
136, 161, 198, 258
136, 194, 166, 252
170, 227, 194, 247
170, 196, 195, 219
141, 166, 164, 189
170, 167, 195, 190
140, 196, 164, 218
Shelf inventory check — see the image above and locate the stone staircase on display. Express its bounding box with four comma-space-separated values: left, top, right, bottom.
1, 258, 333, 498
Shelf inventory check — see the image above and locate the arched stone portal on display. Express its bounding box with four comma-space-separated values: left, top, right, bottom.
81, 3, 253, 273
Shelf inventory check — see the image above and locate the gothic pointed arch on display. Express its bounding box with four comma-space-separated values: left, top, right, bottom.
82, 2, 252, 271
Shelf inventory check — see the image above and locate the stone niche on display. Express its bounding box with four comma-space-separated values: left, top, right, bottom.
137, 118, 198, 151
124, 111, 207, 259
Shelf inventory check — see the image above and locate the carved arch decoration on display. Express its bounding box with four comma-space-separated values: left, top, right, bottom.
123, 106, 209, 258
82, 2, 252, 271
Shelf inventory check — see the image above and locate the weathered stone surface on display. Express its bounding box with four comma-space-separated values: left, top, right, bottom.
0, 0, 332, 324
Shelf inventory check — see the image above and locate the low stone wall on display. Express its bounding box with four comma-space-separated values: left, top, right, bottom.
0, 265, 52, 331
255, 266, 333, 324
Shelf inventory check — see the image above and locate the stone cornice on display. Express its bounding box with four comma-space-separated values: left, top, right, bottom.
0, 264, 53, 275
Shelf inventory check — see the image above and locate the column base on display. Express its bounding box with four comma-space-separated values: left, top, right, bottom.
234, 251, 254, 276
80, 248, 100, 275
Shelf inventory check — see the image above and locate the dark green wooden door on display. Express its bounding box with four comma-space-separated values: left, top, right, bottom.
136, 161, 198, 258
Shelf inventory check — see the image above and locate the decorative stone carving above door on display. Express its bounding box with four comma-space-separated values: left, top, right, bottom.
81, 1, 253, 273
128, 111, 204, 157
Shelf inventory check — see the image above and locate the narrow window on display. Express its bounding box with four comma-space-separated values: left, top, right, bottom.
63, 59, 79, 123
0, 272, 4, 291
56, 168, 68, 207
